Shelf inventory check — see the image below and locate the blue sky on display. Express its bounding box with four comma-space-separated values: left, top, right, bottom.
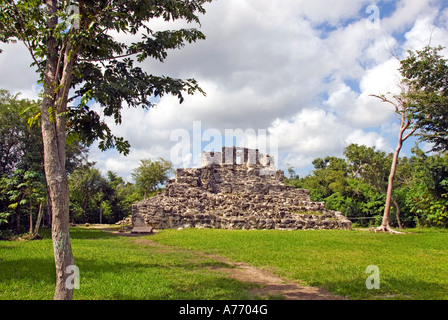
0, 0, 447, 181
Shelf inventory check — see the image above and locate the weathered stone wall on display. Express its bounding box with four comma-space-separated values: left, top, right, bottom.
132, 150, 352, 231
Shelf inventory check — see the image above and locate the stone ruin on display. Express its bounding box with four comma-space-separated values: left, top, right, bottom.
131, 147, 352, 232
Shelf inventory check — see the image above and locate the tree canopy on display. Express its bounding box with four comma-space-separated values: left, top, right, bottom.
400, 45, 448, 152
0, 0, 213, 299
132, 157, 173, 198
0, 0, 211, 153
286, 143, 448, 229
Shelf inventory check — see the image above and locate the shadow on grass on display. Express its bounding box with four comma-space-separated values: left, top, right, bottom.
0, 257, 56, 285
324, 276, 448, 300
86, 275, 257, 300
36, 226, 122, 240
73, 256, 235, 277
0, 250, 249, 300
69, 227, 121, 240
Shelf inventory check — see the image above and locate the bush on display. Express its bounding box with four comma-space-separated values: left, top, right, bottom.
0, 229, 13, 240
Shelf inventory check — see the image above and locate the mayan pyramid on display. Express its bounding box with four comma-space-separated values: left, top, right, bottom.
132, 147, 352, 232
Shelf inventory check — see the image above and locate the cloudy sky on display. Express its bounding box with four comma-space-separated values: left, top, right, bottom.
1, 0, 448, 181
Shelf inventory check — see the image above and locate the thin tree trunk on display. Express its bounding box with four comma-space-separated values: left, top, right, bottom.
41, 0, 75, 300
16, 193, 25, 234
29, 211, 33, 234
16, 210, 20, 234
391, 197, 403, 229
377, 148, 398, 231
29, 198, 33, 234
82, 198, 89, 224
376, 127, 403, 233
371, 94, 415, 234
376, 115, 414, 234
81, 209, 88, 224
33, 203, 44, 238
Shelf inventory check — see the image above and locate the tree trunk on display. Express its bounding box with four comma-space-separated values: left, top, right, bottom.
29, 210, 33, 234
42, 85, 75, 299
33, 203, 44, 238
391, 197, 403, 229
16, 209, 20, 234
376, 125, 406, 234
15, 193, 25, 233
29, 199, 33, 234
81, 209, 88, 224
41, 0, 75, 300
82, 198, 88, 224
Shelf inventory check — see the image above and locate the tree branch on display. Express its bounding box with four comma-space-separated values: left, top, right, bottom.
9, 2, 45, 76
351, 164, 365, 179
403, 127, 417, 142
369, 94, 399, 112
55, 38, 68, 82
78, 50, 143, 63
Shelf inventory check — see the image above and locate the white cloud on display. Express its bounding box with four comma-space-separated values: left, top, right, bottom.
90, 0, 448, 178
268, 109, 350, 167
323, 57, 401, 129
2, 0, 448, 180
346, 129, 391, 152
381, 0, 437, 34
0, 43, 38, 96
403, 14, 448, 51
359, 58, 402, 94
293, 0, 372, 26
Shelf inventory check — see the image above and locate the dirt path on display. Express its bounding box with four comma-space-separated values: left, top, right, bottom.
203, 255, 342, 300
89, 225, 344, 300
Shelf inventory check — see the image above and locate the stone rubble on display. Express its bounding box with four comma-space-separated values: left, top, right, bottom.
132, 147, 352, 231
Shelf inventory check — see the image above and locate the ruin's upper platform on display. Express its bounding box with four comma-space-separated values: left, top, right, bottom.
201, 147, 275, 168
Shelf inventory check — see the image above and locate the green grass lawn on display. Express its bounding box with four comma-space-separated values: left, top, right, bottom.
151, 228, 448, 300
0, 227, 255, 300
1, 226, 447, 300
